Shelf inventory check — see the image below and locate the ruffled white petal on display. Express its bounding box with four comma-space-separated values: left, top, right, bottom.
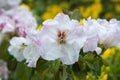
8, 37, 29, 61
41, 40, 64, 60
60, 44, 80, 65
54, 13, 70, 24
83, 35, 98, 53
23, 45, 40, 68
8, 46, 25, 61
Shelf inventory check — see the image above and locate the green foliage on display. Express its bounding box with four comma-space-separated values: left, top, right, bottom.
70, 9, 81, 21
1, 0, 120, 80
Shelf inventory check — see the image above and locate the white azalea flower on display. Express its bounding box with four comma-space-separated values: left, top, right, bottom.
8, 31, 41, 67
83, 18, 102, 54
0, 15, 15, 44
39, 13, 87, 65
23, 29, 41, 68
6, 7, 39, 67
97, 19, 120, 48
6, 7, 37, 28
23, 44, 40, 68
0, 15, 15, 33
5, 7, 37, 36
7, 0, 21, 7
8, 37, 29, 61
0, 0, 21, 9
84, 18, 120, 51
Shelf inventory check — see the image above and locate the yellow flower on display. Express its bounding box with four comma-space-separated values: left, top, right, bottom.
104, 13, 114, 19
42, 5, 63, 20
91, 12, 99, 18
90, 2, 102, 18
86, 74, 91, 80
36, 25, 42, 30
79, 1, 102, 18
101, 65, 110, 72
101, 47, 115, 59
42, 12, 54, 20
47, 5, 62, 14
79, 6, 85, 15
20, 3, 31, 10
91, 1, 102, 12
86, 73, 96, 80
83, 7, 91, 18
60, 2, 69, 9
99, 72, 108, 80
100, 65, 109, 80
106, 66, 110, 72
115, 4, 120, 13
80, 19, 84, 25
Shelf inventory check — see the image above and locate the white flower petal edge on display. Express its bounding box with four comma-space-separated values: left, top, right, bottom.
8, 37, 29, 61
39, 13, 87, 65
60, 44, 80, 65
23, 45, 40, 68
0, 0, 21, 9
83, 18, 101, 54
8, 36, 40, 68
0, 15, 15, 33
40, 40, 64, 60
23, 29, 42, 67
83, 18, 120, 52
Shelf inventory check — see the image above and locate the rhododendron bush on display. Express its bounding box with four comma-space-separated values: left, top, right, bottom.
1, 0, 120, 80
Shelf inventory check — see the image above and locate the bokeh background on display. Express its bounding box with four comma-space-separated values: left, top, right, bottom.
21, 0, 120, 22
1, 0, 120, 80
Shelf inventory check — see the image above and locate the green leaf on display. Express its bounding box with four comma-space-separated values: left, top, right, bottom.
59, 65, 67, 80
49, 59, 61, 73
83, 52, 103, 74
30, 71, 41, 80
83, 52, 95, 62
70, 9, 81, 21
12, 62, 32, 80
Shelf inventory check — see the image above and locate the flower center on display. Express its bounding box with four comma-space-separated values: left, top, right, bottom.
19, 43, 27, 52
57, 30, 67, 45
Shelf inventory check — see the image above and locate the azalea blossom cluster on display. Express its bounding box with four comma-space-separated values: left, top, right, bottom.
0, 0, 37, 44
0, 0, 21, 9
7, 12, 120, 68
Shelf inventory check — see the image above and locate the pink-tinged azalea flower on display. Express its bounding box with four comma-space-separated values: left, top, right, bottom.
0, 15, 15, 33
8, 35, 40, 68
6, 7, 37, 27
0, 15, 14, 44
0, 0, 21, 9
83, 17, 101, 54
23, 44, 40, 68
39, 13, 87, 65
23, 29, 41, 68
0, 9, 5, 15
0, 60, 9, 80
97, 18, 120, 48
5, 7, 37, 36
83, 17, 120, 52
8, 37, 29, 61
16, 25, 27, 37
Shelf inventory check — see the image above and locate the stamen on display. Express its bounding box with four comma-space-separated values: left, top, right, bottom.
57, 30, 67, 44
